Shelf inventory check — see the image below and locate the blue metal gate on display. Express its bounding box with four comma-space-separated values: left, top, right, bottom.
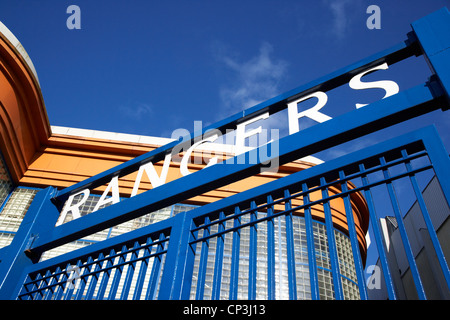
0, 8, 449, 300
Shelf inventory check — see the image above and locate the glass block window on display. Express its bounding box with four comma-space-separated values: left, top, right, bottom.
0, 154, 13, 208
0, 188, 38, 248
189, 215, 360, 300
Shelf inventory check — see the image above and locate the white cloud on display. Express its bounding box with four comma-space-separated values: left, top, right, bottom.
216, 42, 288, 117
118, 101, 153, 120
323, 0, 362, 39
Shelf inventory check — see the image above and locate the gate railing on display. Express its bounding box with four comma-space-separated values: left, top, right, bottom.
9, 126, 450, 300
0, 8, 449, 300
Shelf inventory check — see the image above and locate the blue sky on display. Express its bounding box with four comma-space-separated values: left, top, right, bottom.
0, 0, 448, 153
1, 1, 449, 282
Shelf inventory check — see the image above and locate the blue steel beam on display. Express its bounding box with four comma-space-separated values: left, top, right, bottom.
380, 156, 426, 299
17, 126, 449, 301
28, 80, 447, 256
412, 7, 450, 106
339, 171, 368, 300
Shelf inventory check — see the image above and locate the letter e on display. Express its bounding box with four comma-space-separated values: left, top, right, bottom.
287, 91, 331, 135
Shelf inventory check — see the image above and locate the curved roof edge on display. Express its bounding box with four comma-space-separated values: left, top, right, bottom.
0, 21, 40, 87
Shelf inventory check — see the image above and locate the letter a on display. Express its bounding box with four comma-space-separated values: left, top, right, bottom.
366, 265, 381, 289
66, 5, 81, 30
93, 176, 120, 212
366, 5, 381, 30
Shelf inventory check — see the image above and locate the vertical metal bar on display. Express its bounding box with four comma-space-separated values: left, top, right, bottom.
146, 233, 166, 300
157, 212, 193, 300
84, 256, 100, 300
266, 195, 276, 300
133, 237, 153, 300
32, 273, 44, 300
211, 211, 225, 300
422, 128, 450, 207
108, 246, 126, 300
42, 270, 57, 300
229, 206, 241, 300
56, 268, 70, 300
73, 263, 87, 300
0, 187, 59, 300
411, 7, 450, 105
96, 249, 115, 300
401, 149, 450, 292
32, 272, 43, 300
120, 241, 140, 300
248, 202, 258, 299
284, 189, 297, 300
380, 156, 426, 299
195, 216, 210, 300
19, 276, 33, 300
53, 266, 66, 300
64, 260, 82, 300
302, 183, 319, 300
360, 163, 397, 299
338, 171, 368, 300
320, 177, 343, 300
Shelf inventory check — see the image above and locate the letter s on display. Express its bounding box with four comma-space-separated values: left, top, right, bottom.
349, 63, 399, 109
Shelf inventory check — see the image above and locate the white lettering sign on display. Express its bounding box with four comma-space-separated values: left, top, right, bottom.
131, 153, 172, 196
56, 189, 90, 226
349, 62, 399, 109
57, 63, 399, 225
288, 91, 331, 135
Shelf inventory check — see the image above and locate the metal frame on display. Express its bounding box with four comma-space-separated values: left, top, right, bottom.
8, 125, 450, 300
0, 7, 449, 300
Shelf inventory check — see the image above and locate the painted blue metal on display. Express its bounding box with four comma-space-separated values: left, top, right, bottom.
283, 189, 297, 300
229, 207, 241, 300
380, 156, 427, 299
415, 132, 450, 291
412, 7, 450, 106
26, 80, 444, 259
1, 8, 449, 301
320, 177, 343, 300
402, 149, 450, 292
339, 170, 368, 300
5, 125, 449, 301
211, 211, 225, 300
95, 250, 111, 300
363, 164, 397, 300
195, 216, 210, 300
0, 186, 59, 299
302, 182, 320, 300
266, 195, 276, 300
156, 212, 190, 300
50, 36, 419, 207
248, 201, 258, 299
